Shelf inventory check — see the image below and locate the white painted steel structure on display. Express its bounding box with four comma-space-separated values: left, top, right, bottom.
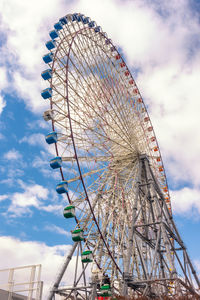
42, 13, 200, 299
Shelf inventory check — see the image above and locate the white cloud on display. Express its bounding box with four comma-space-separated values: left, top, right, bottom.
0, 66, 8, 90
3, 179, 64, 217
0, 178, 14, 187
19, 134, 60, 180
7, 180, 49, 217
194, 259, 200, 278
0, 195, 8, 202
0, 94, 6, 114
20, 134, 56, 157
170, 187, 200, 215
0, 0, 75, 113
0, 169, 25, 188
138, 56, 200, 187
44, 224, 70, 236
20, 133, 46, 147
40, 204, 63, 214
7, 168, 24, 178
27, 119, 50, 130
4, 149, 22, 160
0, 67, 7, 114
12, 71, 49, 113
7, 206, 32, 218
32, 155, 49, 168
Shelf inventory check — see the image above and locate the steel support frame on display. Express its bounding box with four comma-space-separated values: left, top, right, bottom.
47, 242, 94, 300
47, 155, 200, 299
123, 155, 200, 298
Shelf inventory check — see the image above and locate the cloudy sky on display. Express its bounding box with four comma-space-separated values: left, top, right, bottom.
0, 0, 200, 298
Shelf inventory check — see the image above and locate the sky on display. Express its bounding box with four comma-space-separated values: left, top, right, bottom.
0, 0, 200, 298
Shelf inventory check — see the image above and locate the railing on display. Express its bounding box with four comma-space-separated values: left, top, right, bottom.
0, 264, 43, 300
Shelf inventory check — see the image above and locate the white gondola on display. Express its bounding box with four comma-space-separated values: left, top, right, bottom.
43, 110, 54, 121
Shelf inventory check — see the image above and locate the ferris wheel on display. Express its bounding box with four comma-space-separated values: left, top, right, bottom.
41, 13, 200, 299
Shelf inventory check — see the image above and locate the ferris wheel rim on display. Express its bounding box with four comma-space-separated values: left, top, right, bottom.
47, 12, 171, 278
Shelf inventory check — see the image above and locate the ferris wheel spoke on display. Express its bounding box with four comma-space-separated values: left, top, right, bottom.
66, 167, 106, 183
91, 180, 129, 271
51, 97, 124, 152
90, 42, 139, 138
62, 156, 109, 162
72, 54, 132, 146
53, 48, 68, 70
87, 36, 135, 138
54, 112, 133, 155
68, 37, 135, 145
94, 200, 115, 265
77, 39, 132, 140
66, 71, 130, 146
65, 83, 133, 152
74, 179, 109, 227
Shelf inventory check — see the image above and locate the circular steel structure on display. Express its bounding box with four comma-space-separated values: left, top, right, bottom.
42, 13, 172, 289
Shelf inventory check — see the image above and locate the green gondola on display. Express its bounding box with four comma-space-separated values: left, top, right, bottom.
63, 205, 75, 218
72, 229, 84, 242
81, 250, 93, 263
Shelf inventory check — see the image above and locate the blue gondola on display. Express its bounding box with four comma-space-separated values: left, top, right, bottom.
80, 15, 84, 22
59, 16, 67, 25
56, 181, 68, 194
41, 88, 52, 99
41, 69, 52, 80
77, 14, 83, 22
88, 21, 95, 28
43, 53, 53, 63
105, 39, 111, 45
55, 21, 64, 30
94, 26, 101, 33
45, 40, 56, 50
83, 17, 89, 24
72, 13, 78, 21
50, 157, 62, 169
45, 131, 57, 144
49, 30, 58, 39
